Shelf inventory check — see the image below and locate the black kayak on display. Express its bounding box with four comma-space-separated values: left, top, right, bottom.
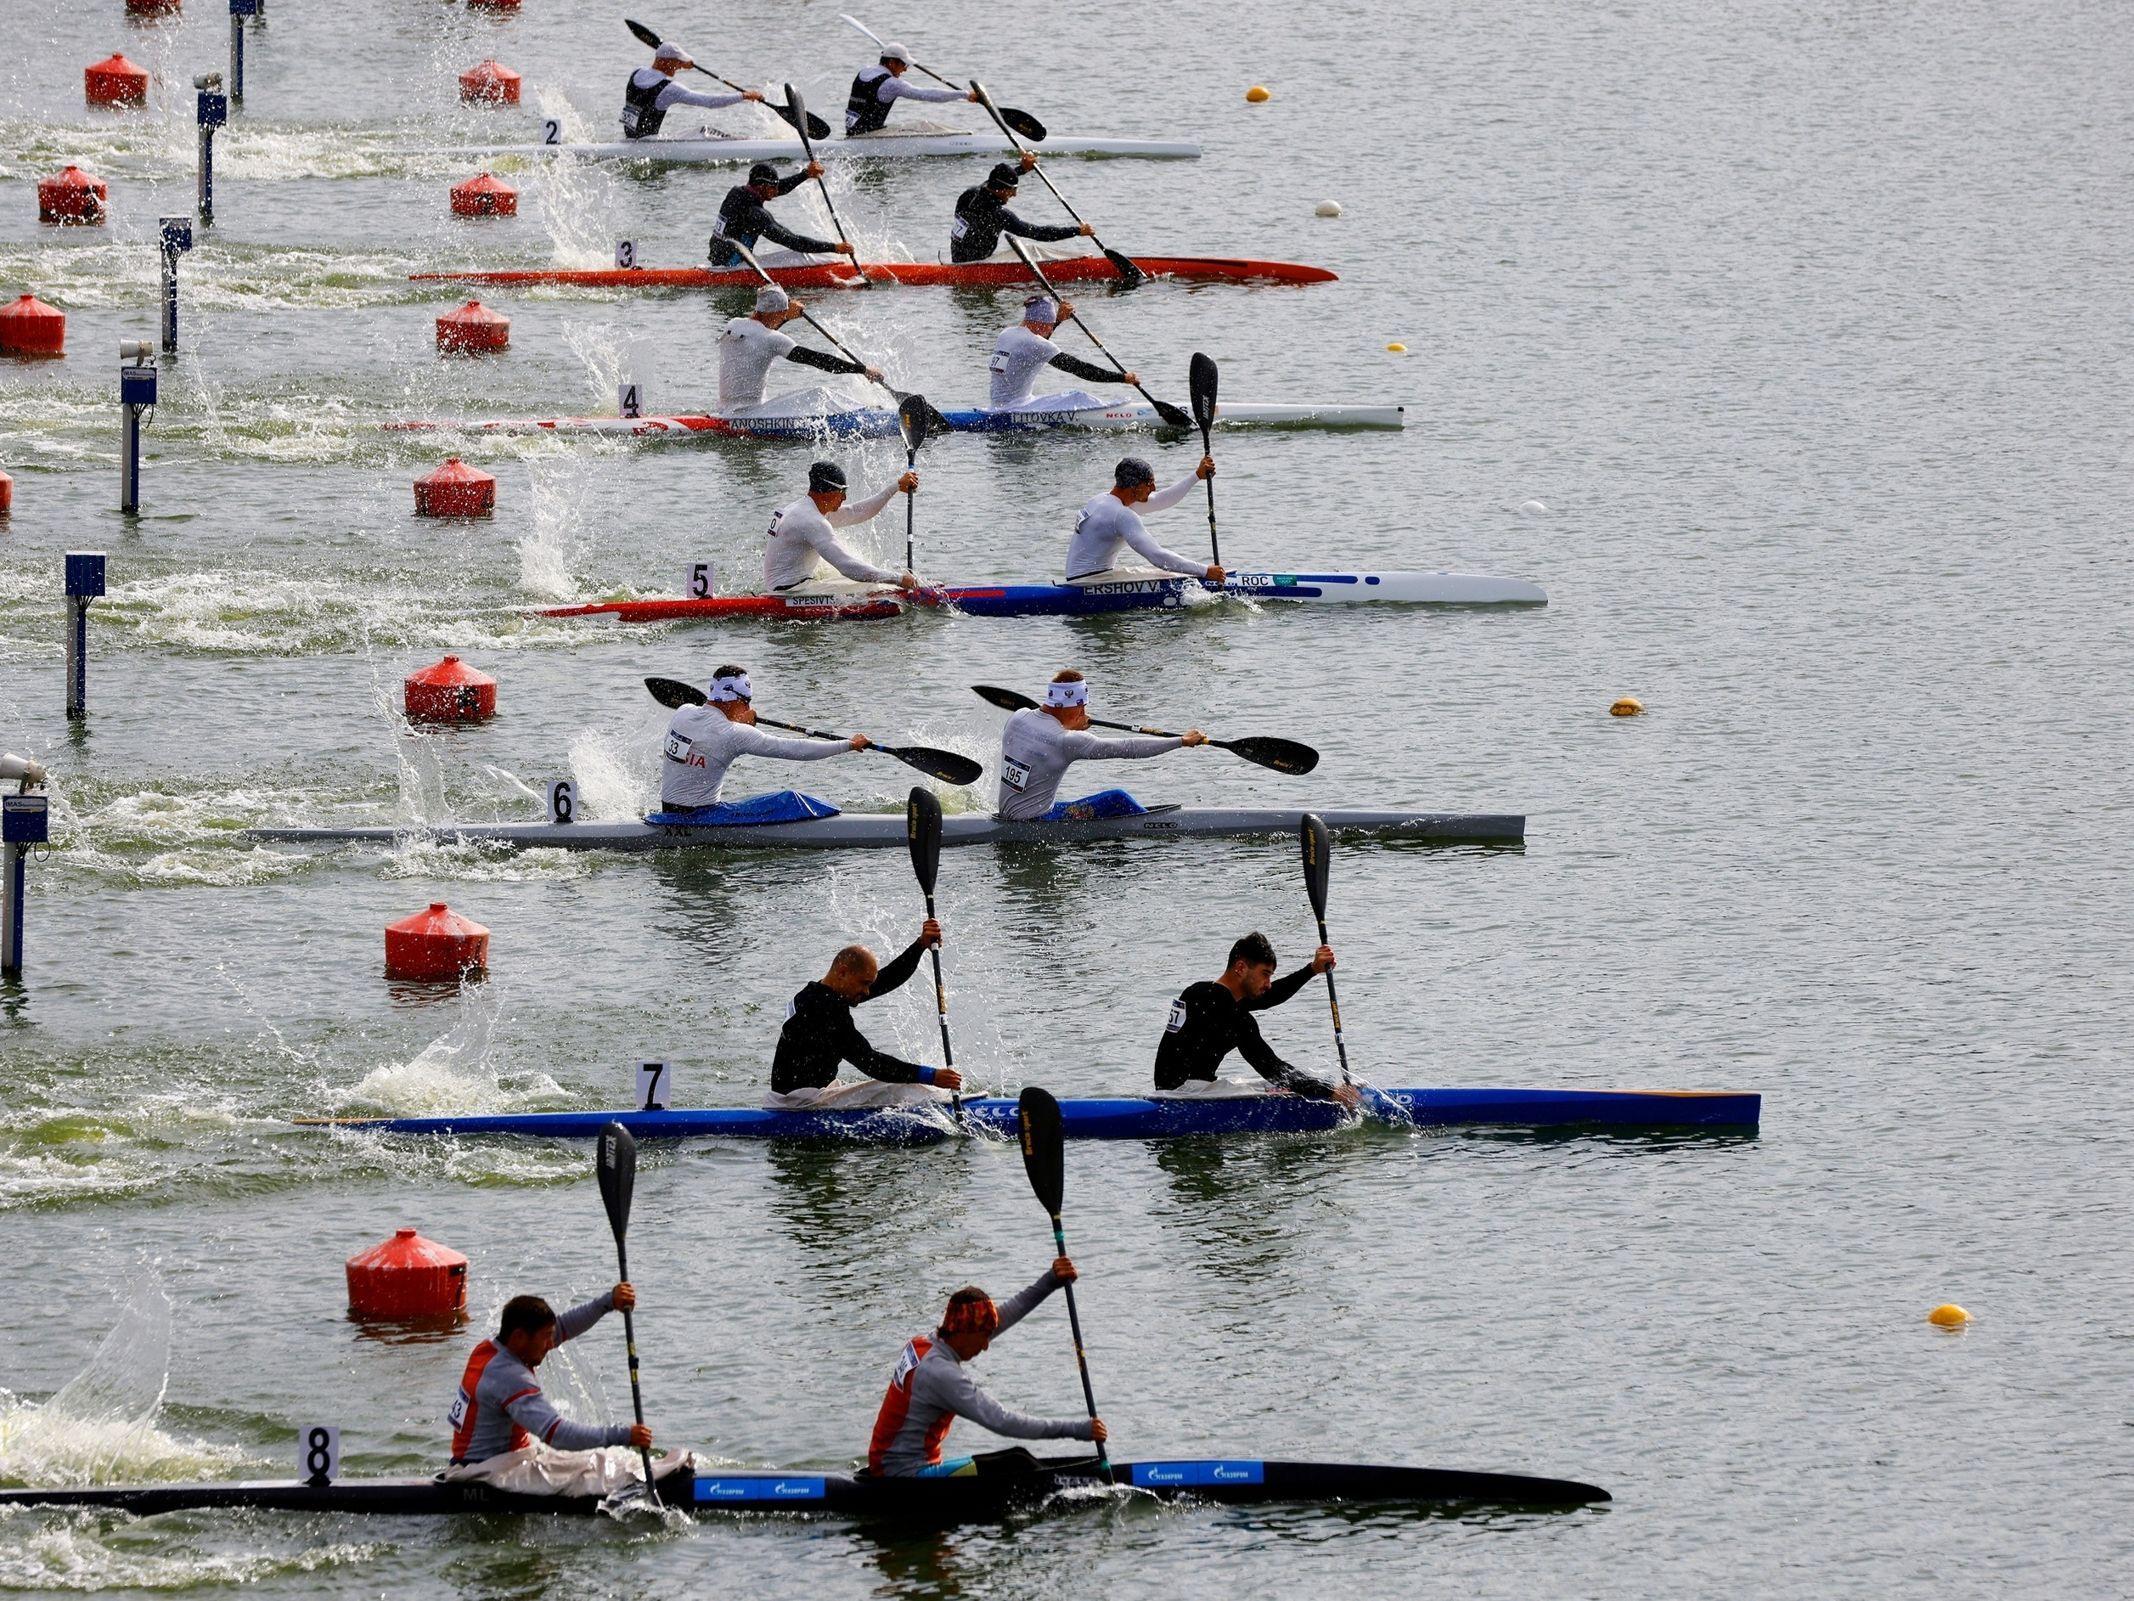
0, 1456, 1608, 1522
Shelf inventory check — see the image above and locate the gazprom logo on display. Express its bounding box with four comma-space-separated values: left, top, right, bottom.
695, 1476, 827, 1503
1131, 1460, 1264, 1489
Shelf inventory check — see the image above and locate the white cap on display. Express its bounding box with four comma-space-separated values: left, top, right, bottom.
754, 285, 790, 314
1023, 294, 1059, 325
653, 40, 690, 65
879, 41, 912, 63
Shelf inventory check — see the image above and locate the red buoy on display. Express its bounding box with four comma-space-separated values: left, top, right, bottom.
436, 300, 510, 355
404, 655, 498, 723
413, 457, 496, 518
84, 54, 151, 108
450, 172, 518, 218
0, 295, 67, 360
384, 902, 490, 982
346, 1228, 470, 1321
459, 59, 522, 105
38, 166, 109, 226
0, 469, 13, 518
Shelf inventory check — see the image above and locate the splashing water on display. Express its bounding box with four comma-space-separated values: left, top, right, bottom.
340, 983, 566, 1115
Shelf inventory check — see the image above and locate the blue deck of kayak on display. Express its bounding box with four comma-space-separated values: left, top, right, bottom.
329, 1087, 1761, 1142
943, 577, 1381, 616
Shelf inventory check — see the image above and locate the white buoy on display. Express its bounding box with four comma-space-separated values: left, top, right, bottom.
1520, 499, 1548, 517
1314, 199, 1343, 218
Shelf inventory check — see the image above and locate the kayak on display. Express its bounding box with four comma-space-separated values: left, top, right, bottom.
0, 1456, 1607, 1521
408, 255, 1336, 292
404, 129, 1198, 164
544, 570, 1549, 623
245, 805, 1525, 852
386, 401, 1404, 440
306, 1087, 1763, 1142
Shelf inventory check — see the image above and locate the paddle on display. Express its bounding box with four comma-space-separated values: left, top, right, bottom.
1005, 237, 1189, 428
595, 1122, 658, 1494
1015, 1087, 1111, 1484
897, 392, 930, 573
970, 82, 1142, 289
969, 683, 1318, 776
731, 242, 948, 430
837, 14, 1046, 140
1299, 814, 1352, 1086
645, 676, 981, 785
622, 19, 831, 139
784, 85, 875, 288
1188, 352, 1221, 569
905, 787, 960, 1122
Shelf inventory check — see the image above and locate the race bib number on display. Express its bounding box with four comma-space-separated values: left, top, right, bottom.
1166, 999, 1187, 1033
447, 1392, 468, 1428
950, 215, 969, 241
663, 731, 692, 763
987, 348, 1011, 375
1002, 756, 1031, 792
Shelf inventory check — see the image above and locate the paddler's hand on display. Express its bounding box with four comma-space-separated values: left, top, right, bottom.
1332, 1083, 1363, 1110
965, 89, 983, 103
897, 470, 919, 494
1089, 1418, 1109, 1445
920, 916, 943, 948
848, 734, 873, 751
611, 1282, 637, 1312
1118, 370, 1139, 387
1018, 151, 1039, 172
1180, 731, 1209, 748
805, 161, 824, 179
1077, 223, 1095, 237
934, 1068, 964, 1091
1202, 564, 1226, 584
627, 1423, 655, 1449
836, 239, 857, 256
1195, 455, 1216, 481
742, 90, 765, 103
1052, 1255, 1078, 1283
864, 365, 885, 383
1310, 944, 1336, 975
895, 571, 923, 592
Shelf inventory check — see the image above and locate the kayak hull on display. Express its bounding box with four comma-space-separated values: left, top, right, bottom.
404, 132, 1199, 163
387, 402, 1404, 439
308, 1087, 1762, 1142
0, 1457, 1606, 1520
410, 255, 1336, 291
245, 807, 1526, 851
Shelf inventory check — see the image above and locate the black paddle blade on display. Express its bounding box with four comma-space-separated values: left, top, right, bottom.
1016, 1087, 1065, 1216
767, 99, 833, 140
783, 84, 814, 152
897, 392, 932, 455
971, 683, 1039, 713
1301, 812, 1332, 919
625, 18, 663, 50
597, 1122, 638, 1241
906, 786, 943, 894
1221, 735, 1319, 776
1102, 247, 1148, 290
1151, 398, 1194, 430
1189, 352, 1218, 436
999, 105, 1047, 143
645, 675, 706, 709
887, 746, 983, 787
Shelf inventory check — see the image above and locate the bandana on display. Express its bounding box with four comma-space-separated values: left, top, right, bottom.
754, 285, 790, 314
1023, 294, 1059, 325
1044, 679, 1089, 708
940, 1294, 1000, 1338
707, 672, 752, 703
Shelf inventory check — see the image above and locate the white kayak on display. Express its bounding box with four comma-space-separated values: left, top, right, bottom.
407, 124, 1198, 164
386, 401, 1406, 441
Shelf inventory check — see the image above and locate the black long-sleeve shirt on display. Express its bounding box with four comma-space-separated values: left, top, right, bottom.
772, 937, 931, 1093
949, 185, 1082, 264
1153, 965, 1336, 1098
711, 172, 839, 266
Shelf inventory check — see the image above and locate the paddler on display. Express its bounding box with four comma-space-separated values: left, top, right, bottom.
1066, 456, 1224, 584
1155, 932, 1361, 1107
444, 1284, 680, 1495
996, 669, 1205, 823
766, 461, 926, 593
710, 162, 853, 269
846, 42, 979, 136
720, 286, 881, 413
987, 295, 1142, 413
867, 1264, 1107, 1477
950, 154, 1092, 264
622, 40, 765, 141
768, 925, 964, 1109
660, 665, 870, 812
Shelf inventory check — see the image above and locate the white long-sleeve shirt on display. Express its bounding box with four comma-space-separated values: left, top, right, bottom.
764, 486, 903, 589
1064, 474, 1206, 580
623, 68, 749, 133
661, 704, 848, 808
719, 317, 799, 406
996, 707, 1182, 821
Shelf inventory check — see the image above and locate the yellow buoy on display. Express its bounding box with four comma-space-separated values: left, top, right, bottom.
1385, 341, 1407, 354
1245, 85, 1272, 103
1927, 1303, 1972, 1328
1609, 696, 1644, 717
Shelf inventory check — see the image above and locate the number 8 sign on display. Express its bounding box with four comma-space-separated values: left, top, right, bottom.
301, 1425, 341, 1486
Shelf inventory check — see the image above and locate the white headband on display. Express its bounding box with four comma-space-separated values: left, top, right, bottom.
708, 672, 752, 702
1044, 679, 1088, 708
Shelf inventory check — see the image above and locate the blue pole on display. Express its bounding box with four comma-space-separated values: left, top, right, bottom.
230, 0, 259, 106
118, 348, 156, 515
65, 553, 107, 720
159, 217, 194, 355
196, 82, 227, 227
1, 789, 49, 980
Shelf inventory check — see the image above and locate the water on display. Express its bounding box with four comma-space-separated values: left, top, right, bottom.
3, 0, 2130, 1595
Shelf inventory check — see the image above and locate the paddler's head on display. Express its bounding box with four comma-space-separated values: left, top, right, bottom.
1043, 669, 1090, 731
1221, 931, 1280, 1001
498, 1295, 562, 1367
984, 162, 1021, 201
1110, 455, 1157, 507
1021, 293, 1061, 337
747, 162, 783, 200
707, 664, 755, 724
879, 43, 912, 77
652, 40, 693, 74
807, 459, 849, 513
752, 283, 800, 330
822, 943, 881, 1002
938, 1285, 1003, 1358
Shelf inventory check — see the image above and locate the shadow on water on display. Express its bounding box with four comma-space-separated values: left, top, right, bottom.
761, 1139, 974, 1299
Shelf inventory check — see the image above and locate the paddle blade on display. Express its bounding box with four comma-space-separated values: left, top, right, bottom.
1151, 398, 1194, 430
1189, 352, 1218, 436
625, 18, 663, 50
1000, 105, 1048, 143
1301, 812, 1332, 919
1102, 247, 1148, 290
784, 84, 813, 151
897, 392, 932, 456
1016, 1087, 1065, 1216
906, 786, 943, 894
597, 1122, 638, 1242
972, 683, 1039, 713
645, 675, 706, 709
1221, 735, 1319, 776
887, 745, 983, 787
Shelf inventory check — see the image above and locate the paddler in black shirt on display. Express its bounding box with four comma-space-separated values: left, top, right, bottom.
949, 154, 1092, 264
711, 162, 855, 268
1155, 933, 1360, 1106
768, 921, 966, 1110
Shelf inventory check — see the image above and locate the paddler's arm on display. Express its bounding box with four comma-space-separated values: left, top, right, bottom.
1061, 729, 1186, 761
866, 921, 940, 999
1246, 956, 1328, 1014
1120, 515, 1213, 578
786, 346, 873, 378
1001, 207, 1085, 245
836, 1013, 937, 1086
883, 78, 971, 107
756, 216, 843, 256
1047, 351, 1132, 386
659, 83, 757, 113
825, 479, 902, 527
1235, 1011, 1339, 1100
993, 1259, 1073, 1333
730, 724, 857, 762
550, 1284, 633, 1343
502, 1386, 649, 1453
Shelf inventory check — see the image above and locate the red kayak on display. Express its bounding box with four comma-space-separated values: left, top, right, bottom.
408, 255, 1335, 292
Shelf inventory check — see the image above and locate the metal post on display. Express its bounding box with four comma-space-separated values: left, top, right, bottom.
65, 554, 106, 720
118, 345, 156, 515
1, 759, 49, 980
195, 76, 227, 227
230, 0, 259, 105
159, 217, 194, 355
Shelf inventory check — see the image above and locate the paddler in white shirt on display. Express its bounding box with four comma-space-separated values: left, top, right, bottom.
660, 666, 870, 812
986, 295, 1145, 414
622, 41, 765, 140
995, 670, 1207, 823
765, 461, 928, 594
720, 286, 881, 416
846, 42, 979, 135
1066, 456, 1224, 585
